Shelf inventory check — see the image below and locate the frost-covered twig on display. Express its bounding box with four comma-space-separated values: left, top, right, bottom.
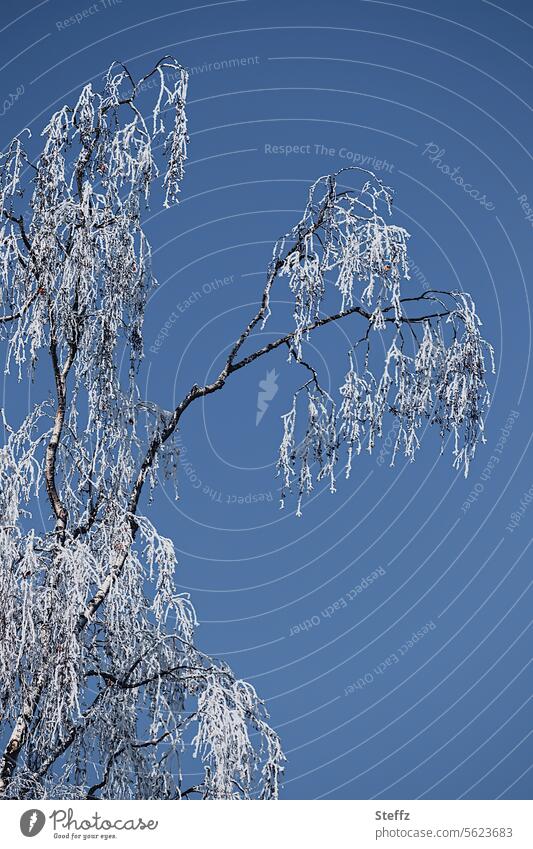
0, 59, 493, 801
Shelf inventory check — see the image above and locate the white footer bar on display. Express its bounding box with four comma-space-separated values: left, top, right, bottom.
2, 799, 531, 848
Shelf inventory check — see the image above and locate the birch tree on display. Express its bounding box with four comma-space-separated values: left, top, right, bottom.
0, 57, 493, 800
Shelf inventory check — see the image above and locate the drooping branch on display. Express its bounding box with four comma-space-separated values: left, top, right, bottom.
0, 55, 196, 799
0, 58, 493, 803
75, 181, 488, 649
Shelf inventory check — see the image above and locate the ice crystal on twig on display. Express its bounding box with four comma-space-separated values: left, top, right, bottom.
278, 382, 339, 516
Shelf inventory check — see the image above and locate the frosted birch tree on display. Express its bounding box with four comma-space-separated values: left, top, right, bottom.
0, 57, 493, 800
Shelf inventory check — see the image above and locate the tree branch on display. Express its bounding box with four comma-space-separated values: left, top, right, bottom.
75, 292, 451, 636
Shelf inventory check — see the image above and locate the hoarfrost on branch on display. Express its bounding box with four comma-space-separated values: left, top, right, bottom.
0, 57, 493, 799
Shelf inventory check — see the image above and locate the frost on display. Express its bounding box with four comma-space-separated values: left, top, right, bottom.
273, 169, 410, 358
0, 59, 492, 799
0, 58, 282, 802
278, 384, 339, 516
274, 170, 493, 511
278, 287, 493, 510
192, 674, 284, 799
